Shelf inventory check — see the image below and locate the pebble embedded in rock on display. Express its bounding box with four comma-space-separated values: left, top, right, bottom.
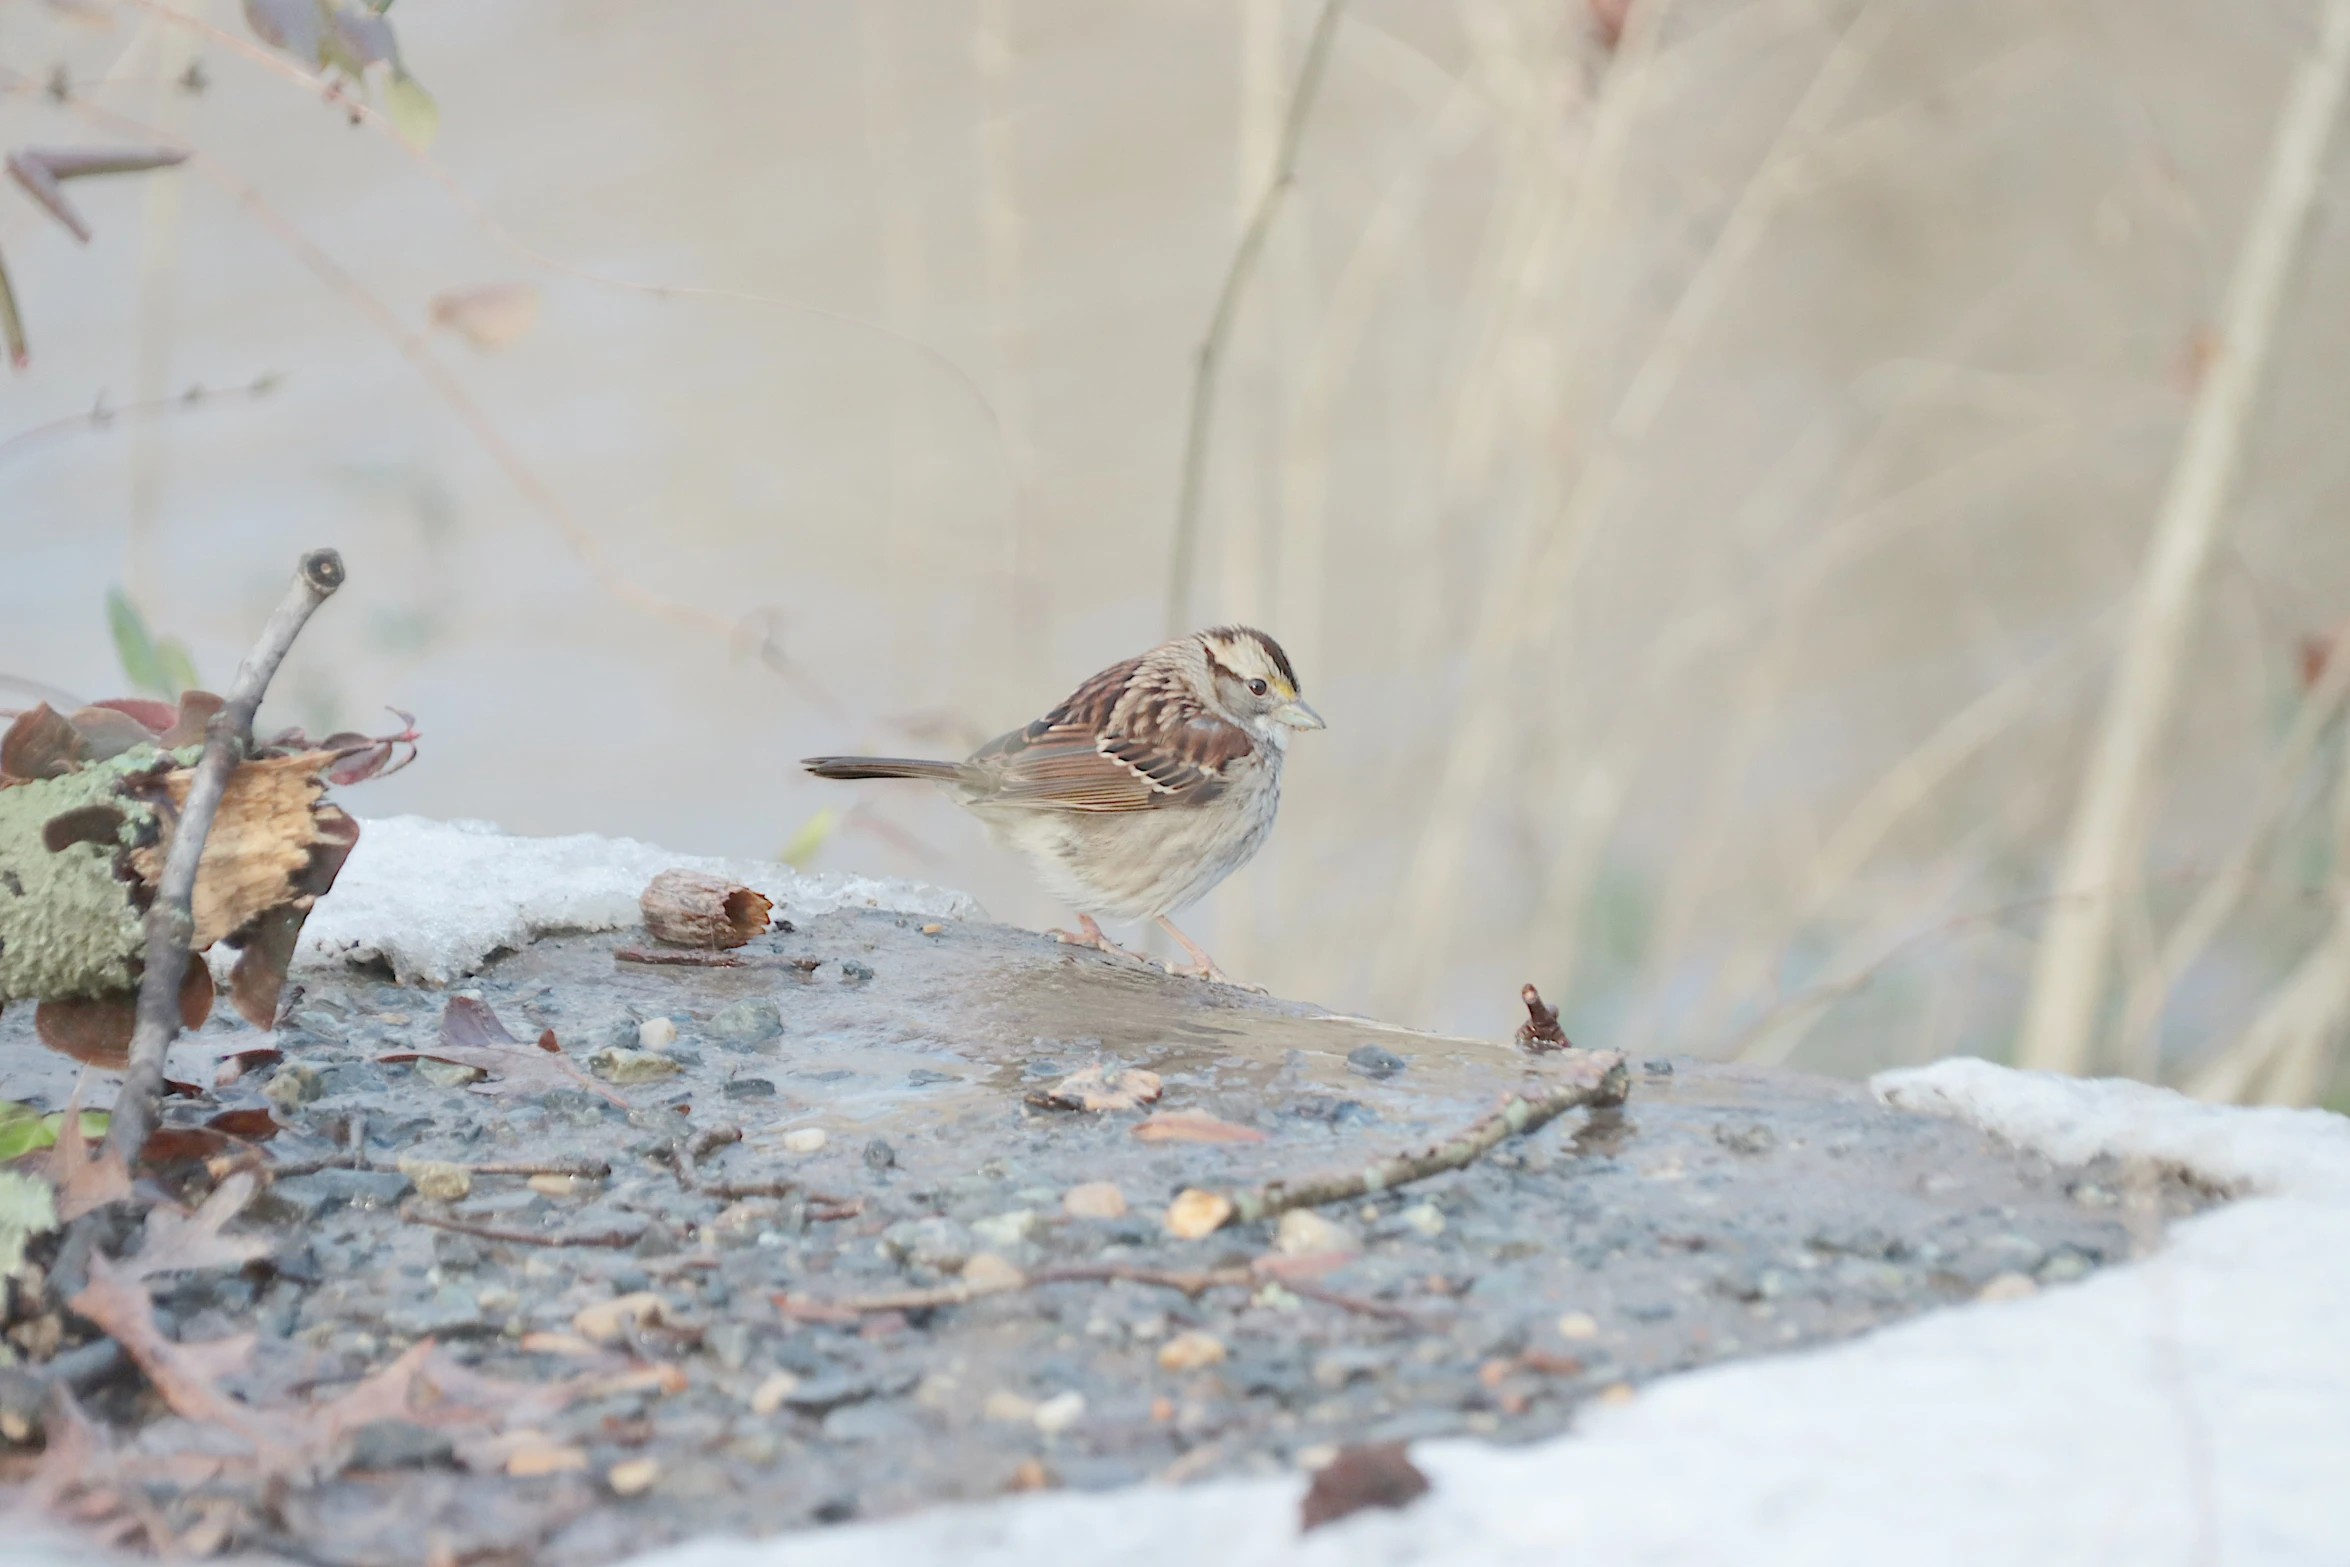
723, 1078, 776, 1100
881, 1216, 974, 1273
1156, 1330, 1227, 1372
1165, 1189, 1234, 1240
399, 1159, 471, 1202
708, 999, 784, 1043
1062, 1182, 1127, 1220
262, 1063, 325, 1110
608, 1457, 661, 1496
638, 1017, 680, 1050
415, 1058, 487, 1088
590, 1048, 682, 1084
961, 1252, 1026, 1293
749, 1371, 802, 1415
839, 960, 875, 982
1977, 1272, 2037, 1303
1275, 1209, 1356, 1256
1399, 1203, 1445, 1238
863, 1138, 897, 1171
346, 1418, 456, 1471
1345, 1044, 1406, 1080
1031, 1390, 1086, 1435
781, 1127, 829, 1155
971, 1209, 1041, 1249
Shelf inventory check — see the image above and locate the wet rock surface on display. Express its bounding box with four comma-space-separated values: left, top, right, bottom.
0, 910, 2217, 1565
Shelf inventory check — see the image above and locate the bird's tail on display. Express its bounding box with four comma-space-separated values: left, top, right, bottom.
802, 755, 966, 783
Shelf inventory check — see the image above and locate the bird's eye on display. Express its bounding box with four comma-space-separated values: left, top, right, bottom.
1248, 678, 1269, 696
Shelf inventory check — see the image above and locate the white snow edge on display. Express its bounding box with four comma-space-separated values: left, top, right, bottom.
292, 816, 980, 986
624, 1060, 2350, 1567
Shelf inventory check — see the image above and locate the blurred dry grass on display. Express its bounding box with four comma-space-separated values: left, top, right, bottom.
4, 0, 2350, 1104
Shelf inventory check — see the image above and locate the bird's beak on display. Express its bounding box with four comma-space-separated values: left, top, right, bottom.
1274, 698, 1326, 731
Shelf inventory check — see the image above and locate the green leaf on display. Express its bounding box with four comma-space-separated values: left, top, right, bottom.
107, 587, 171, 698
778, 807, 842, 870
385, 71, 438, 148
0, 1103, 106, 1162
155, 637, 201, 698
0, 1170, 58, 1278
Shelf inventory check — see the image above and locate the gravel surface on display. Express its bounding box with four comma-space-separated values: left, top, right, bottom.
0, 910, 2218, 1565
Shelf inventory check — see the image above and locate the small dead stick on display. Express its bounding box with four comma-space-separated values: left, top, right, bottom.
1200, 1050, 1630, 1230
614, 948, 820, 972
671, 1125, 743, 1190
267, 1153, 612, 1180
779, 1261, 1431, 1324
101, 550, 345, 1176
398, 1200, 643, 1250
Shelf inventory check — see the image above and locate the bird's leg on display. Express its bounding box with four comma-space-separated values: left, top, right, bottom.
1049, 914, 1152, 965
1155, 916, 1264, 991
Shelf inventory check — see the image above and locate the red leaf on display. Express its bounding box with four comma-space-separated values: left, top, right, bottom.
88, 697, 178, 733
204, 1108, 280, 1141
1299, 1443, 1431, 1531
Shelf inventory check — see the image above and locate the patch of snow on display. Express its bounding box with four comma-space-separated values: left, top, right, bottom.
295, 816, 979, 986
625, 1059, 2350, 1567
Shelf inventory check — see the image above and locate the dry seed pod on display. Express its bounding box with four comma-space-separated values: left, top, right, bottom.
640, 869, 773, 949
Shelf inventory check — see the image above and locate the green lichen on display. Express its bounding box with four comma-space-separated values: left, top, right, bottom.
0, 747, 167, 1005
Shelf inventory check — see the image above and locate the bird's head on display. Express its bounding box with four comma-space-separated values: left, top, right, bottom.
1195, 625, 1324, 735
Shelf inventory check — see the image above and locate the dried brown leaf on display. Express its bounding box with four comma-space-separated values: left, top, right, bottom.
381, 997, 628, 1107
1299, 1442, 1430, 1531
64, 705, 158, 760
1026, 1065, 1163, 1113
0, 704, 85, 784
43, 1084, 129, 1221
87, 697, 178, 735
158, 690, 223, 749
71, 1257, 285, 1458
126, 1170, 270, 1279
1132, 1109, 1265, 1144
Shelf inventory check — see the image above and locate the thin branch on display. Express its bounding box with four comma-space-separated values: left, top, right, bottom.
613, 948, 819, 971
0, 374, 281, 463
1208, 1050, 1628, 1227
2019, 0, 2350, 1074
1165, 0, 1348, 635
397, 1201, 643, 1250
100, 549, 343, 1174
778, 1258, 1433, 1323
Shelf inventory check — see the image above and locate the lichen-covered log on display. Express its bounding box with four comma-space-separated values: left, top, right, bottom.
0, 697, 388, 1066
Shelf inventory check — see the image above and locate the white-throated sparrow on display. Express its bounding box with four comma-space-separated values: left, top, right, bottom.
805, 626, 1324, 985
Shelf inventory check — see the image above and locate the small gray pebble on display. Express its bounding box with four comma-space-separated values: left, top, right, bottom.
709, 999, 785, 1043
907, 1069, 957, 1087
863, 1138, 897, 1172
1643, 1058, 1675, 1075
1346, 1044, 1406, 1080
839, 960, 875, 983
724, 1078, 778, 1100
346, 1419, 455, 1471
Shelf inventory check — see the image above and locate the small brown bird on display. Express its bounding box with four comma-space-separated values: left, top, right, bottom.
805, 626, 1324, 985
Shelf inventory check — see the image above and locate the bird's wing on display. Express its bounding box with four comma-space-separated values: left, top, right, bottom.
964, 656, 1255, 813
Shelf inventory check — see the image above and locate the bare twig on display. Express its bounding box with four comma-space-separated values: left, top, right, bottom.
0, 375, 280, 462
780, 1259, 1428, 1323
670, 1125, 743, 1191
1165, 0, 1348, 634
1206, 1050, 1628, 1228
264, 1152, 610, 1180
397, 1201, 643, 1250
613, 948, 820, 972
100, 549, 343, 1175
2020, 0, 2350, 1075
